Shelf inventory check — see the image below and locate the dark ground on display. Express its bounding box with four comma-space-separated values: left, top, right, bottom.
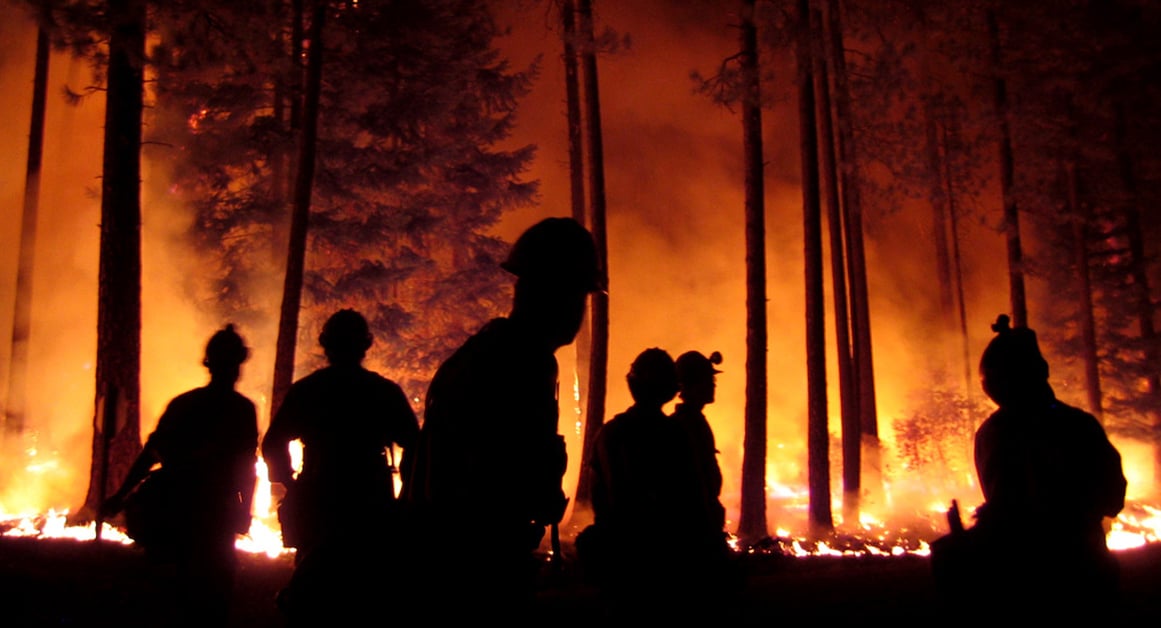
2, 536, 1160, 626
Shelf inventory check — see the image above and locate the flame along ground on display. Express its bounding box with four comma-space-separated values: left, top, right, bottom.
3, 442, 1159, 560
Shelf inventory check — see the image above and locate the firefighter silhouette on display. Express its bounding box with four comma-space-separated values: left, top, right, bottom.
102, 324, 258, 627
402, 217, 602, 619
932, 314, 1126, 619
262, 308, 420, 625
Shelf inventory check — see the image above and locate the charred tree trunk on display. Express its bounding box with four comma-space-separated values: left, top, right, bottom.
813, 7, 857, 525
271, 0, 325, 416
5, 23, 50, 441
737, 0, 770, 545
800, 0, 833, 535
824, 0, 880, 498
562, 0, 598, 513
1066, 161, 1102, 419
925, 97, 957, 371
577, 0, 610, 516
940, 118, 973, 400
1114, 104, 1161, 489
79, 0, 147, 522
987, 9, 1028, 328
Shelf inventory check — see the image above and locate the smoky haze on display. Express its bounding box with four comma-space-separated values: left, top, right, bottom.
1, 0, 1147, 537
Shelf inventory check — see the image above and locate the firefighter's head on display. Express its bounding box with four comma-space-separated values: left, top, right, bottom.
979, 314, 1050, 407
675, 350, 722, 406
204, 324, 249, 383
505, 217, 603, 349
320, 309, 373, 365
627, 348, 679, 408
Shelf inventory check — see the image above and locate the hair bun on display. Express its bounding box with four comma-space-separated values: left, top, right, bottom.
991, 314, 1011, 333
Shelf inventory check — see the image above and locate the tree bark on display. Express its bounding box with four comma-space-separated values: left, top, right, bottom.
737, 0, 769, 545
800, 0, 833, 536
271, 0, 325, 416
5, 23, 50, 441
940, 117, 973, 400
987, 9, 1028, 328
576, 0, 610, 518
824, 0, 879, 496
79, 0, 147, 522
813, 6, 857, 525
1066, 160, 1102, 419
1114, 103, 1161, 489
562, 0, 598, 513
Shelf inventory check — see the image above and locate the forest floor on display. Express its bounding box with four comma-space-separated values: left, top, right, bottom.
2, 531, 1161, 622
3, 535, 1161, 626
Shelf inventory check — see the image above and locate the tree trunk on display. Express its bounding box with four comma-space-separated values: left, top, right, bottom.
925, 97, 957, 368
737, 0, 769, 545
1114, 103, 1161, 490
576, 0, 610, 518
824, 0, 880, 497
1066, 160, 1102, 419
940, 117, 973, 400
813, 6, 857, 526
271, 0, 325, 416
562, 0, 597, 513
4, 24, 49, 441
79, 0, 147, 522
987, 9, 1028, 328
800, 0, 832, 536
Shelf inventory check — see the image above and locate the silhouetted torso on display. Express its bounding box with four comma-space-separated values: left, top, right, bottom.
671, 402, 726, 532
263, 364, 419, 549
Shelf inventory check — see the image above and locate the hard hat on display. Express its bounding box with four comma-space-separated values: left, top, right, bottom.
501, 217, 605, 293
979, 314, 1048, 383
319, 309, 373, 354
627, 347, 678, 403
675, 350, 723, 384
204, 324, 249, 367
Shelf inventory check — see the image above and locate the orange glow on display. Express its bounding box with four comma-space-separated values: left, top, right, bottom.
1, 1, 1158, 559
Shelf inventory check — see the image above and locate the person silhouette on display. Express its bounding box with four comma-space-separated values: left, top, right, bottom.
672, 350, 728, 542
402, 216, 602, 619
935, 314, 1126, 619
102, 324, 259, 627
580, 348, 711, 621
261, 308, 420, 625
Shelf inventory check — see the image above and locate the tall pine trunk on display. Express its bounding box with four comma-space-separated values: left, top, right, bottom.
79, 0, 147, 522
824, 0, 880, 499
1114, 104, 1161, 490
272, 1, 325, 415
939, 117, 973, 399
5, 23, 50, 441
563, 0, 597, 514
737, 0, 769, 544
987, 9, 1028, 328
925, 97, 957, 374
800, 0, 832, 535
1066, 160, 1102, 419
577, 0, 610, 514
813, 6, 857, 525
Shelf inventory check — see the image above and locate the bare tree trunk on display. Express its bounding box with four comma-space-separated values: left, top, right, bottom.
925, 98, 957, 365
940, 117, 973, 400
800, 0, 832, 536
79, 0, 147, 522
562, 0, 598, 513
825, 0, 880, 497
813, 6, 857, 525
4, 24, 49, 441
271, 0, 325, 416
737, 0, 769, 545
1114, 104, 1161, 490
987, 9, 1028, 328
576, 0, 610, 516
1066, 161, 1102, 419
